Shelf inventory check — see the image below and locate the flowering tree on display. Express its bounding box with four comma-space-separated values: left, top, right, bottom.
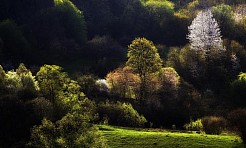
187, 9, 225, 58
186, 9, 230, 91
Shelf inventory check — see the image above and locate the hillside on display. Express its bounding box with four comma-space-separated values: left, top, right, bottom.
0, 0, 246, 147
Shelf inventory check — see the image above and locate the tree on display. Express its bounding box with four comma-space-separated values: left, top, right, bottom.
36, 64, 86, 119
146, 67, 181, 100
228, 108, 246, 143
156, 67, 180, 97
70, 0, 112, 38
187, 9, 225, 58
230, 72, 246, 106
29, 0, 87, 63
86, 35, 125, 76
36, 65, 66, 104
212, 4, 235, 39
126, 37, 162, 101
54, 0, 87, 46
77, 74, 98, 97
0, 19, 31, 63
106, 66, 140, 99
28, 112, 107, 148
143, 0, 175, 44
186, 9, 229, 91
3, 64, 39, 100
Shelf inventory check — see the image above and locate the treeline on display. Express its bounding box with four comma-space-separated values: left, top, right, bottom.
1, 0, 245, 76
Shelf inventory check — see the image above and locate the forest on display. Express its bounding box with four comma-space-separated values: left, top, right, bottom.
0, 0, 246, 147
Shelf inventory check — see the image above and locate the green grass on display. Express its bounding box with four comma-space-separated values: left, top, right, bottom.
98, 125, 244, 148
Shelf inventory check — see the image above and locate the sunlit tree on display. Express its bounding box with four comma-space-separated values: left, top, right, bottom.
36, 65, 66, 103
126, 37, 162, 101
106, 66, 140, 99
3, 64, 39, 100
36, 64, 86, 119
157, 67, 180, 91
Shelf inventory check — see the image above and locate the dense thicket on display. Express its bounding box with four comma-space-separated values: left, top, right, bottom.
0, 64, 109, 147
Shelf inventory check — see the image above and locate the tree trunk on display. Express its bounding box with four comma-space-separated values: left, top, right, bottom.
139, 75, 147, 104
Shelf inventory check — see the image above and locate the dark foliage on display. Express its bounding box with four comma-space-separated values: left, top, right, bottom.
201, 116, 227, 135
0, 96, 34, 147
228, 108, 246, 143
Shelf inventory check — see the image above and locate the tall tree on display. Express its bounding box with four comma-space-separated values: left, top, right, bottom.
186, 9, 229, 91
187, 9, 225, 58
126, 37, 162, 101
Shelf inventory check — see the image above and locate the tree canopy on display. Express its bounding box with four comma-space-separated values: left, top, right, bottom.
187, 9, 225, 57
126, 37, 162, 101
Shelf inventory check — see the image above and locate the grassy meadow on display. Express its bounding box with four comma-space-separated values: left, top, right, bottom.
98, 125, 244, 148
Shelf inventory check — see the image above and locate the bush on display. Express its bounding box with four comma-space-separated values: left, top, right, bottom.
184, 118, 203, 132
28, 113, 107, 148
201, 116, 227, 135
97, 101, 147, 127
228, 108, 246, 143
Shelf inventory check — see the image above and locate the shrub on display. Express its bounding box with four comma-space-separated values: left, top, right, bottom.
28, 113, 107, 148
97, 101, 147, 127
228, 108, 246, 143
201, 116, 227, 135
184, 118, 203, 132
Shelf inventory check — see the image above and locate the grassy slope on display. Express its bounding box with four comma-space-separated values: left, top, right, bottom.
98, 125, 244, 148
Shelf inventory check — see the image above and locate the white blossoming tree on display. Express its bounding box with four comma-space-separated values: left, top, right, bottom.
187, 9, 226, 58
185, 9, 230, 91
